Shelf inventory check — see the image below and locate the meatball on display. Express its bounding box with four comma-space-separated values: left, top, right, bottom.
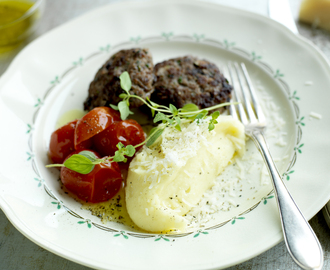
84, 48, 154, 111
151, 56, 232, 110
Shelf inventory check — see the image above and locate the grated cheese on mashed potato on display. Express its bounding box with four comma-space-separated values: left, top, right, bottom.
125, 115, 245, 233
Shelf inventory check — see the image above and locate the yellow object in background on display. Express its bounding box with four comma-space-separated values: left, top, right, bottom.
299, 0, 330, 31
0, 0, 39, 52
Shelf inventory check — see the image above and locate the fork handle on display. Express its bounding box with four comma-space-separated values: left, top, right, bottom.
251, 131, 323, 270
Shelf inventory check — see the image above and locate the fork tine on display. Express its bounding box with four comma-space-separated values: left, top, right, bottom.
233, 62, 258, 125
227, 62, 249, 125
222, 64, 239, 120
240, 63, 267, 124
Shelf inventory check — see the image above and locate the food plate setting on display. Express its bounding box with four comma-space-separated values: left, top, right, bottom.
1, 0, 330, 269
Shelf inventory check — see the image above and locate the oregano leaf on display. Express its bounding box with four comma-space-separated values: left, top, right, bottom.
119, 93, 127, 99
181, 103, 199, 112
110, 104, 119, 110
154, 112, 167, 123
118, 100, 131, 120
169, 104, 178, 116
194, 110, 208, 122
164, 117, 173, 125
63, 154, 95, 174
113, 151, 126, 163
174, 116, 181, 131
119, 71, 131, 93
174, 116, 181, 125
146, 97, 159, 108
208, 122, 215, 131
211, 111, 220, 120
146, 128, 164, 147
125, 145, 136, 157
174, 124, 181, 131
149, 127, 158, 136
78, 150, 98, 162
116, 142, 125, 150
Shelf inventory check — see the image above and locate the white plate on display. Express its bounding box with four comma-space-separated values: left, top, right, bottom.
1, 0, 330, 269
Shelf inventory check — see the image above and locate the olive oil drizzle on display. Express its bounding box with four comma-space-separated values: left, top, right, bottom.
0, 1, 33, 25
81, 185, 136, 229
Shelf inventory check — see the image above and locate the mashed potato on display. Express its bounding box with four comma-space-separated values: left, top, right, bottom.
125, 115, 245, 233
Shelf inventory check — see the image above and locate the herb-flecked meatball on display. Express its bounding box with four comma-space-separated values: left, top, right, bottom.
151, 56, 232, 110
84, 48, 154, 111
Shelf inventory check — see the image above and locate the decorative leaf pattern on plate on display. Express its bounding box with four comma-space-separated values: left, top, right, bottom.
51, 201, 62, 209
78, 219, 93, 229
193, 33, 205, 42
161, 32, 173, 40
296, 116, 305, 126
155, 235, 170, 242
26, 33, 303, 240
263, 195, 275, 205
251, 51, 262, 61
294, 143, 304, 154
34, 177, 44, 187
283, 170, 294, 181
114, 231, 129, 239
100, 44, 111, 52
194, 230, 209, 238
231, 216, 245, 225
73, 57, 84, 66
289, 90, 300, 101
223, 39, 235, 49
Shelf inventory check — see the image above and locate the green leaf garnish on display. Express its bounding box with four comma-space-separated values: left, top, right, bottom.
146, 128, 165, 147
208, 122, 215, 131
110, 104, 119, 110
208, 111, 220, 131
118, 100, 133, 120
125, 145, 136, 157
211, 111, 220, 120
169, 104, 178, 116
174, 116, 181, 131
113, 142, 136, 163
153, 112, 167, 123
180, 103, 199, 112
47, 72, 234, 174
146, 97, 159, 108
78, 150, 98, 162
64, 153, 95, 174
113, 151, 127, 163
119, 71, 132, 93
119, 93, 128, 99
194, 110, 208, 123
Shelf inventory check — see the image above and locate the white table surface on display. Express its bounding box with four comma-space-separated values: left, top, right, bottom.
1, 0, 330, 269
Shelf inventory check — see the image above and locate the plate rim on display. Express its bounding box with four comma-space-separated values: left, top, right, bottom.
1, 0, 330, 269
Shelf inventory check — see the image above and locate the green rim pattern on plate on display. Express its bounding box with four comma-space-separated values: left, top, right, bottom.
25, 33, 303, 240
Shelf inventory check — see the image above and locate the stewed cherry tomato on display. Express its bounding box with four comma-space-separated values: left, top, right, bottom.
61, 150, 122, 203
74, 107, 120, 149
93, 119, 146, 157
49, 120, 77, 164
49, 119, 94, 164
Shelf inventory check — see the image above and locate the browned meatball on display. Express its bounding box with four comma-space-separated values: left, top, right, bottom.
151, 56, 232, 110
84, 48, 154, 111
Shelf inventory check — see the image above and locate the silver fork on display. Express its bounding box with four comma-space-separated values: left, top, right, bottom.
226, 62, 323, 270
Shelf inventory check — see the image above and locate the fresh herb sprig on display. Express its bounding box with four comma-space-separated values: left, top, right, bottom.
110, 71, 231, 144
46, 71, 233, 174
46, 142, 136, 174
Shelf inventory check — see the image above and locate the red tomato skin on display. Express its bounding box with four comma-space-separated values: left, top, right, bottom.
49, 120, 77, 164
60, 150, 122, 203
75, 138, 93, 151
74, 107, 120, 149
93, 119, 146, 157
